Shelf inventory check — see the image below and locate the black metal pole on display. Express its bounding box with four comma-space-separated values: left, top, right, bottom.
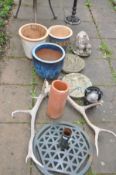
14, 0, 22, 18
65, 0, 80, 25
48, 0, 57, 19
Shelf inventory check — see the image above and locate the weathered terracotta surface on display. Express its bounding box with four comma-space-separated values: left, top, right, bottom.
22, 25, 46, 39
36, 48, 62, 61
47, 80, 69, 119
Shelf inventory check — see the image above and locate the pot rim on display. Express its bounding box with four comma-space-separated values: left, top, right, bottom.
52, 80, 69, 93
48, 25, 73, 39
32, 42, 65, 64
19, 23, 48, 42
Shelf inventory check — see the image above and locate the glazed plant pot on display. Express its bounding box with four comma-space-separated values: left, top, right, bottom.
48, 25, 73, 50
19, 23, 48, 59
32, 43, 65, 80
47, 80, 69, 119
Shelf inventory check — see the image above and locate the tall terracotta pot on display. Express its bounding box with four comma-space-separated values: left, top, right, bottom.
47, 80, 69, 119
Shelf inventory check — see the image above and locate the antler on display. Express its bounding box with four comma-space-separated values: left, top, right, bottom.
12, 80, 51, 174
67, 96, 116, 156
12, 79, 116, 160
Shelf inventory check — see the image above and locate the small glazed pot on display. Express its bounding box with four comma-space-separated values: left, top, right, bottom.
19, 23, 48, 59
84, 86, 103, 105
32, 43, 65, 80
48, 25, 73, 50
47, 80, 69, 119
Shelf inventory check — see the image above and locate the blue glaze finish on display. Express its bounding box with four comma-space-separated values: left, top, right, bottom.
32, 43, 65, 80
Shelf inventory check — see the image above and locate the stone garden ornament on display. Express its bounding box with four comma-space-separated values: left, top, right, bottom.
63, 54, 85, 73
74, 31, 92, 57
12, 80, 116, 171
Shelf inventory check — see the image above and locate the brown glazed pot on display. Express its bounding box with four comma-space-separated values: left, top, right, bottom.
47, 80, 69, 119
48, 25, 73, 50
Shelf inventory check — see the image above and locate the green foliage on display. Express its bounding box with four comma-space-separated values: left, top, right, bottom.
111, 69, 116, 83
109, 0, 116, 11
31, 68, 37, 107
99, 41, 112, 58
0, 0, 13, 54
31, 88, 37, 99
0, 0, 13, 18
32, 68, 37, 85
85, 0, 92, 8
74, 118, 86, 126
86, 169, 96, 175
0, 31, 7, 46
114, 5, 116, 10
0, 19, 5, 27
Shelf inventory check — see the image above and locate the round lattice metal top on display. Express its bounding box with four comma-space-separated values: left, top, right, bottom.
33, 122, 93, 175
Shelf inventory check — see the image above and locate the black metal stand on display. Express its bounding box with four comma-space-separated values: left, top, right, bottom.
65, 0, 80, 25
33, 0, 37, 22
48, 0, 57, 19
14, 0, 57, 20
14, 0, 22, 18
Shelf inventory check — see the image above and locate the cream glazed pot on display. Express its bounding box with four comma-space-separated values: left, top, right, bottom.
19, 23, 48, 59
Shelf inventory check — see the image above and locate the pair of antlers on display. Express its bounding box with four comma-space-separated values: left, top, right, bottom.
12, 80, 116, 171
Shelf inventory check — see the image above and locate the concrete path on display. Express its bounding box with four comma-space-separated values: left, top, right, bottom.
0, 0, 116, 174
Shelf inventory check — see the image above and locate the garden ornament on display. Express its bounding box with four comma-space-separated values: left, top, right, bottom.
62, 53, 85, 73
62, 73, 92, 98
74, 31, 92, 57
12, 79, 116, 170
84, 86, 103, 105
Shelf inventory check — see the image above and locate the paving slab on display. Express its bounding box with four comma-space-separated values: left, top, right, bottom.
14, 0, 32, 6
32, 164, 42, 175
12, 5, 39, 20
111, 59, 116, 69
70, 22, 98, 39
0, 58, 32, 85
6, 36, 25, 58
0, 85, 31, 123
86, 86, 116, 123
7, 18, 33, 37
105, 39, 116, 59
0, 124, 30, 175
96, 21, 116, 39
82, 38, 102, 60
7, 18, 65, 37
91, 0, 116, 23
90, 0, 116, 39
84, 122, 116, 174
12, 4, 91, 22
1, 0, 116, 174
37, 6, 92, 22
82, 59, 114, 85
34, 96, 82, 124
13, 0, 92, 22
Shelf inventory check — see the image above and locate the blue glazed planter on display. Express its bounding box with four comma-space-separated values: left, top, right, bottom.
32, 43, 65, 80
48, 25, 73, 50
